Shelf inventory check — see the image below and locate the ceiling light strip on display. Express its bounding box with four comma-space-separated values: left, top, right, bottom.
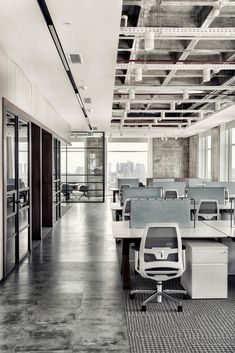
120, 27, 235, 37
36, 0, 92, 130
114, 85, 235, 92
116, 63, 235, 70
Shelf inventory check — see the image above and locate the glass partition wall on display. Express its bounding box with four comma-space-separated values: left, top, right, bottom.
4, 112, 31, 277
61, 131, 105, 203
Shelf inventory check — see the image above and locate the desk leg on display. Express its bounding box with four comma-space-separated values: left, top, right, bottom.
122, 239, 131, 290
113, 191, 116, 203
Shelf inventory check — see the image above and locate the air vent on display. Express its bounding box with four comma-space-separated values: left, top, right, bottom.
84, 97, 92, 104
68, 53, 83, 64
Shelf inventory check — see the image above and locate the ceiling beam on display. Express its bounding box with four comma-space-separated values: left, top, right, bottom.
113, 98, 231, 103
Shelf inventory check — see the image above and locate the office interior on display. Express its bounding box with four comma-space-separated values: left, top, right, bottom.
1, 0, 235, 352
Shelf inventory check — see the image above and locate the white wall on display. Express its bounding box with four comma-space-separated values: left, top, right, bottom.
0, 50, 71, 280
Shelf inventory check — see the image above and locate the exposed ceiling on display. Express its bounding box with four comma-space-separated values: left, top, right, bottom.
1, 0, 235, 138
0, 0, 122, 131
111, 0, 235, 138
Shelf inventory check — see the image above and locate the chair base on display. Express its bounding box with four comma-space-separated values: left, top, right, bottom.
130, 282, 187, 312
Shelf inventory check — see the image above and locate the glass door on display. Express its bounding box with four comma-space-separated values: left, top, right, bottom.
4, 113, 30, 277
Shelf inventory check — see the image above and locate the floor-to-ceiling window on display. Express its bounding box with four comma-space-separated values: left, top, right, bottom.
61, 132, 105, 202
107, 138, 149, 189
225, 126, 235, 181
200, 134, 211, 180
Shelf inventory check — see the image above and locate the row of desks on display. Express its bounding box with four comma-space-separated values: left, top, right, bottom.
112, 219, 234, 289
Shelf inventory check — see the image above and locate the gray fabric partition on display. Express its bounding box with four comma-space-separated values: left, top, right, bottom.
185, 178, 204, 187
117, 178, 139, 190
205, 182, 235, 195
130, 199, 191, 228
152, 181, 186, 196
186, 187, 226, 205
122, 187, 163, 204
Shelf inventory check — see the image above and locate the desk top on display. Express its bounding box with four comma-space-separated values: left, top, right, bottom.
203, 220, 235, 238
110, 188, 119, 192
112, 221, 227, 239
110, 202, 123, 211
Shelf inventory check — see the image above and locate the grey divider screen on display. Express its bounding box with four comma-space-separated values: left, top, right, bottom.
186, 178, 204, 187
122, 187, 163, 204
117, 178, 139, 189
152, 181, 186, 196
130, 199, 191, 228
186, 187, 225, 205
205, 182, 235, 195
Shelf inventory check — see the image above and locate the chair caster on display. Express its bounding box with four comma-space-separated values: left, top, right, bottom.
129, 293, 135, 300
177, 305, 183, 312
141, 305, 146, 312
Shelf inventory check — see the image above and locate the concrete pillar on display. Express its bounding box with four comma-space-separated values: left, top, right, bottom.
189, 135, 199, 178
152, 138, 189, 178
211, 126, 220, 181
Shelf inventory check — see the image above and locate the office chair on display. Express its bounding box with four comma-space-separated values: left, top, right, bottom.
122, 198, 131, 220
197, 200, 220, 220
119, 184, 130, 203
78, 184, 90, 200
164, 189, 179, 199
61, 183, 75, 201
130, 223, 187, 312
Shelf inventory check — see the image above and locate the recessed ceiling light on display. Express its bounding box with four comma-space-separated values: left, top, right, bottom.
78, 86, 88, 90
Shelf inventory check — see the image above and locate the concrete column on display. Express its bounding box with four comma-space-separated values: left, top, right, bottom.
152, 138, 189, 178
211, 126, 220, 181
189, 135, 199, 178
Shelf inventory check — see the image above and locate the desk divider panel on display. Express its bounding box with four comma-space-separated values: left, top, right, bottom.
117, 178, 139, 190
122, 187, 163, 204
205, 182, 235, 195
130, 199, 191, 228
152, 181, 186, 196
185, 178, 204, 187
186, 187, 225, 205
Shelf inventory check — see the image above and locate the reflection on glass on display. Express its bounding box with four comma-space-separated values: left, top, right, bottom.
18, 120, 28, 188
19, 190, 29, 208
7, 216, 16, 237
6, 115, 16, 192
19, 209, 29, 231
6, 237, 16, 273
7, 193, 15, 216
19, 227, 29, 259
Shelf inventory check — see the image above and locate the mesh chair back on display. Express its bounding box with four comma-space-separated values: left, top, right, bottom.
197, 200, 219, 220
80, 185, 89, 192
62, 183, 73, 192
139, 223, 184, 281
164, 189, 179, 199
123, 199, 131, 220
198, 200, 218, 214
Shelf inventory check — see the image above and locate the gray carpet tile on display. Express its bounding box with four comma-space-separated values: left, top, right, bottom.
119, 245, 235, 353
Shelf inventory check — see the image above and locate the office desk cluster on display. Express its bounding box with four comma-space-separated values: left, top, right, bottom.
112, 220, 230, 294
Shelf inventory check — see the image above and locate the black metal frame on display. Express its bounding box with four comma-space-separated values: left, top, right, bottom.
61, 131, 105, 203
2, 99, 32, 279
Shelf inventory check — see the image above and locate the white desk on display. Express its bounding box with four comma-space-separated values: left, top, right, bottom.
112, 220, 227, 289
203, 220, 235, 238
112, 221, 227, 240
110, 202, 123, 221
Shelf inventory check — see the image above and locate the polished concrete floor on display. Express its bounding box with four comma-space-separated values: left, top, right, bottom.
0, 202, 130, 353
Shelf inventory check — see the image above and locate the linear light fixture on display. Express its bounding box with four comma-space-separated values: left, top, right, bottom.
36, 0, 92, 130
